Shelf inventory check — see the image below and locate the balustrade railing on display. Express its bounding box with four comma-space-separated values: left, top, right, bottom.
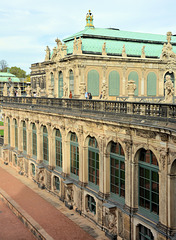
2, 96, 176, 120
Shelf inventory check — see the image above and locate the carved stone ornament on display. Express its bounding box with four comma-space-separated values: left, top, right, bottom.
172, 136, 176, 143
101, 81, 108, 100
65, 186, 73, 204
36, 167, 45, 189
124, 139, 132, 159
3, 83, 8, 96
160, 133, 168, 142
102, 42, 107, 56
160, 32, 176, 60
141, 45, 145, 58
158, 148, 167, 170
45, 46, 50, 61
136, 129, 156, 139
122, 44, 127, 58
126, 80, 136, 101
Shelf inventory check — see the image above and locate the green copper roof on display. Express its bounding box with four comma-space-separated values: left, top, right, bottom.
62, 27, 176, 58
0, 72, 20, 82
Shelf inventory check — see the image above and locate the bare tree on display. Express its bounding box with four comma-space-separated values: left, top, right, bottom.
0, 60, 8, 72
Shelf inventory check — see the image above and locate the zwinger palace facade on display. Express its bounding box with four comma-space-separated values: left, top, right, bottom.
1, 11, 176, 240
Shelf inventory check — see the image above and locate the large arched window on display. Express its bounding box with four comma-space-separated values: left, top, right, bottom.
147, 72, 156, 96
43, 126, 48, 163
23, 121, 27, 153
55, 129, 62, 170
14, 119, 18, 149
110, 142, 125, 201
109, 71, 120, 96
32, 123, 37, 158
70, 132, 79, 178
128, 71, 139, 96
7, 117, 10, 145
69, 70, 74, 96
88, 137, 99, 189
87, 70, 99, 96
58, 71, 63, 98
139, 149, 159, 217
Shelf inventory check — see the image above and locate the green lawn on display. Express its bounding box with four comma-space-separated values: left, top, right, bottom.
0, 121, 4, 126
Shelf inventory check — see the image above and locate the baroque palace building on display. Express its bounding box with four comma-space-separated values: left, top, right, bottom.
1, 11, 176, 240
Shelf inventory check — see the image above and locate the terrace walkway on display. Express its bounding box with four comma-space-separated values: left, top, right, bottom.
0, 162, 107, 240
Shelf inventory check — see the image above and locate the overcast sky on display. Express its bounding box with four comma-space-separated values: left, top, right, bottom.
0, 0, 176, 74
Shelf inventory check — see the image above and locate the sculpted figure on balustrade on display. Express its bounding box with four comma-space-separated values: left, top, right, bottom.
164, 75, 174, 103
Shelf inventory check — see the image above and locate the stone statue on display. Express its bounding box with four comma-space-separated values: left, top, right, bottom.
66, 187, 73, 203
77, 37, 82, 54
127, 80, 136, 101
122, 44, 127, 57
164, 75, 174, 103
45, 46, 50, 61
51, 47, 57, 61
25, 85, 32, 97
79, 83, 86, 98
17, 86, 21, 97
160, 32, 176, 59
63, 82, 68, 97
141, 45, 145, 58
36, 83, 41, 97
3, 83, 8, 96
73, 37, 77, 54
108, 212, 117, 235
9, 85, 14, 96
102, 42, 107, 56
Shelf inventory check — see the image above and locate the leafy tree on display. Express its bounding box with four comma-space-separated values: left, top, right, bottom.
0, 60, 8, 72
9, 66, 26, 78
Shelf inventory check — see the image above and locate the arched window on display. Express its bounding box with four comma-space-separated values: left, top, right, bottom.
23, 121, 27, 153
139, 149, 159, 216
128, 71, 139, 96
147, 72, 156, 96
88, 137, 99, 188
87, 70, 99, 96
110, 142, 125, 201
14, 119, 18, 149
7, 117, 10, 145
70, 132, 79, 178
69, 70, 74, 96
32, 123, 37, 158
138, 224, 154, 240
109, 71, 120, 96
58, 71, 63, 98
55, 129, 62, 170
43, 126, 48, 163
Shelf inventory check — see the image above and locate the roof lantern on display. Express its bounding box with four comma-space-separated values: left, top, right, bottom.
85, 10, 94, 29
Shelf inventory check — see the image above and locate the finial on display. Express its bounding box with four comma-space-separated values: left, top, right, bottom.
85, 10, 94, 28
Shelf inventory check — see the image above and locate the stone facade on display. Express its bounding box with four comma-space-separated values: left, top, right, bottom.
1, 98, 176, 240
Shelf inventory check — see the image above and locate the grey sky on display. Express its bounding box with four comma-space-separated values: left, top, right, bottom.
0, 0, 176, 74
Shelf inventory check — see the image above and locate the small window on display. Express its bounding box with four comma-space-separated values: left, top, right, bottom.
87, 195, 96, 215
139, 224, 154, 240
54, 176, 60, 191
31, 163, 35, 176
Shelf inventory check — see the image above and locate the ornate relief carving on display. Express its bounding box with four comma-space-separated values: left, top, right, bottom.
171, 135, 176, 143
136, 129, 156, 139
158, 148, 167, 170
36, 167, 45, 189
124, 139, 132, 159
65, 185, 73, 204
160, 133, 168, 142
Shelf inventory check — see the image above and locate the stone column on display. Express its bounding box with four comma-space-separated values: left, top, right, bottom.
4, 117, 8, 145
36, 124, 42, 163
104, 153, 110, 195
27, 122, 32, 157
62, 131, 69, 175
48, 126, 55, 167
82, 145, 88, 184
122, 66, 127, 96
98, 136, 104, 195
18, 122, 23, 152
77, 126, 83, 183
141, 68, 145, 96
10, 118, 15, 148
159, 69, 164, 96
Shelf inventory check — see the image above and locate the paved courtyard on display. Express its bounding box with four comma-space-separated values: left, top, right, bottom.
0, 162, 107, 240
